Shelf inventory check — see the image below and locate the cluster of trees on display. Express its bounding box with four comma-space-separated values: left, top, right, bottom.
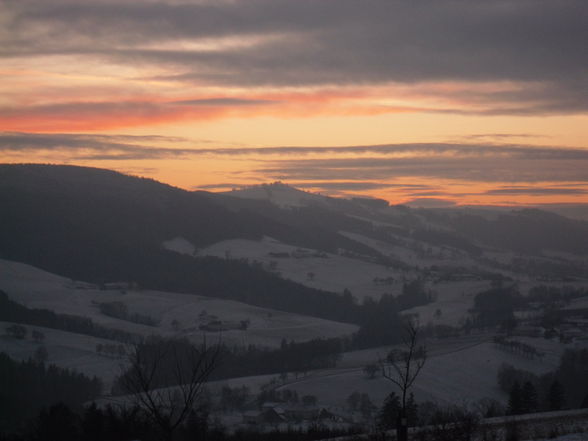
113, 336, 344, 393
0, 353, 102, 434
95, 343, 126, 357
256, 388, 302, 408
377, 392, 418, 430
0, 291, 135, 342
527, 285, 588, 306
2, 401, 361, 441
346, 391, 376, 419
99, 301, 159, 327
498, 349, 588, 414
493, 336, 544, 360
470, 285, 525, 329
5, 323, 27, 339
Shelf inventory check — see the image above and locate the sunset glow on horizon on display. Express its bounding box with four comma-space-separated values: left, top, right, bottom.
2, 0, 587, 207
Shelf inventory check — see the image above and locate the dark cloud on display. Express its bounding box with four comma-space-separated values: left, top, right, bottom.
5, 133, 588, 161
290, 182, 430, 191
3, 0, 587, 114
4, 133, 588, 186
405, 198, 457, 208
485, 187, 588, 196
257, 157, 588, 183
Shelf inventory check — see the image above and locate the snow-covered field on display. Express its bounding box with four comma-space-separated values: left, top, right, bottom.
193, 236, 404, 299
271, 334, 571, 408
0, 321, 123, 391
0, 259, 357, 349
402, 280, 490, 326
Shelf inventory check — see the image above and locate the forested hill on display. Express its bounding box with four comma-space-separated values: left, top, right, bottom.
0, 164, 370, 323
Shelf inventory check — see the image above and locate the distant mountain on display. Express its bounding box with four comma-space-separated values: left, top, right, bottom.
223, 182, 331, 208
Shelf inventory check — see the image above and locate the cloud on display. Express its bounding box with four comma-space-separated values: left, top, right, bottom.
174, 98, 278, 106
4, 134, 588, 182
4, 133, 588, 192
256, 155, 588, 183
0, 97, 284, 131
3, 0, 587, 115
404, 198, 457, 208
485, 187, 588, 196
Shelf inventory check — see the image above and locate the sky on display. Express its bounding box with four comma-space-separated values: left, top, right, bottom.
1, 0, 587, 206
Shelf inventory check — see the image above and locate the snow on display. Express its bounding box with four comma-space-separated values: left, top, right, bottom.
0, 321, 123, 391
194, 236, 402, 300
268, 334, 567, 409
401, 280, 490, 326
162, 236, 196, 256
0, 259, 357, 350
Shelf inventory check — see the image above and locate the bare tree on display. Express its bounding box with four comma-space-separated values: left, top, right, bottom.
118, 337, 220, 441
380, 320, 426, 441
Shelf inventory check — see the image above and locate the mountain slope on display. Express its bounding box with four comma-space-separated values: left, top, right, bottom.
0, 164, 363, 322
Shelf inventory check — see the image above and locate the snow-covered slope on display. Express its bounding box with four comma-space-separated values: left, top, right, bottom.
0, 259, 358, 350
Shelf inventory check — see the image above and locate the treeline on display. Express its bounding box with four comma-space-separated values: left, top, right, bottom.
1, 273, 431, 351
353, 280, 431, 348
527, 284, 588, 305
98, 301, 159, 327
0, 402, 361, 441
469, 284, 525, 329
112, 336, 344, 394
0, 291, 136, 342
0, 353, 102, 434
498, 349, 588, 415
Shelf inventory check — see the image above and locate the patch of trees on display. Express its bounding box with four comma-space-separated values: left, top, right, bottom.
510, 256, 588, 280
411, 228, 481, 256
345, 391, 377, 419
498, 350, 588, 414
112, 336, 344, 395
527, 285, 588, 306
493, 336, 545, 360
0, 352, 102, 434
3, 400, 363, 441
470, 285, 525, 329
0, 291, 136, 342
353, 289, 436, 349
377, 392, 418, 430
208, 337, 343, 381
5, 323, 27, 339
99, 301, 159, 326
396, 279, 434, 311
95, 343, 126, 357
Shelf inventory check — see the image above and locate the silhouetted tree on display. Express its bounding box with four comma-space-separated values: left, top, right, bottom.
33, 345, 48, 364
378, 392, 400, 430
32, 330, 45, 343
548, 380, 565, 411
363, 363, 378, 379
6, 324, 27, 339
118, 337, 220, 441
508, 382, 523, 415
381, 320, 426, 441
521, 381, 538, 413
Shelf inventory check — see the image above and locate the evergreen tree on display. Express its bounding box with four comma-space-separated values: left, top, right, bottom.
521, 381, 538, 413
548, 381, 565, 411
378, 392, 400, 430
508, 382, 523, 415
581, 393, 588, 409
405, 393, 419, 426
